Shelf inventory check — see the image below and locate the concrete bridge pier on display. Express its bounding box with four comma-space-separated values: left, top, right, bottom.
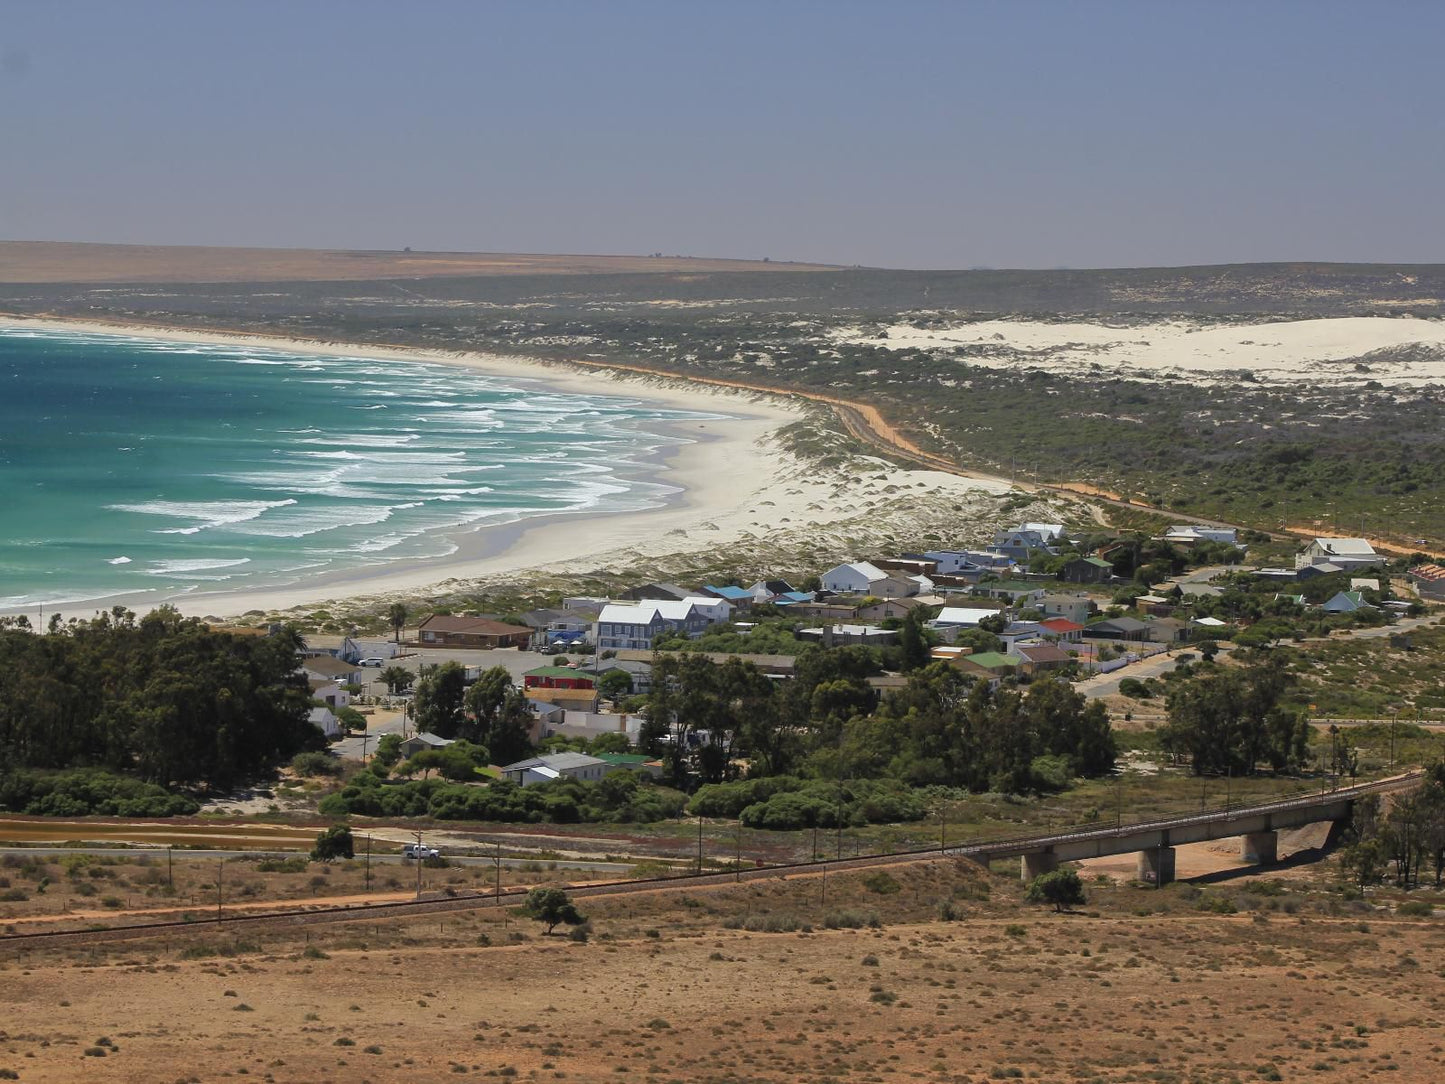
1241, 831, 1278, 865
1136, 845, 1176, 886
1020, 850, 1059, 882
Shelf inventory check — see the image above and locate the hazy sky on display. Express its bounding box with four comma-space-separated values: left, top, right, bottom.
3, 1, 1441, 269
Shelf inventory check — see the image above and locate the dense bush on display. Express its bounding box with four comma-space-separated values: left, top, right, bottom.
319, 769, 687, 824
0, 768, 199, 817
0, 606, 317, 789
724, 777, 928, 830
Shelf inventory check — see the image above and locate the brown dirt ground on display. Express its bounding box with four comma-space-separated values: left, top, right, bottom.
0, 242, 835, 284
2, 859, 1442, 1083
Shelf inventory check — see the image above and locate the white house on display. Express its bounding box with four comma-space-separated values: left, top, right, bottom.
594, 599, 720, 651
820, 561, 890, 594
1296, 538, 1384, 571
1164, 525, 1238, 546
1038, 593, 1093, 625
1018, 522, 1066, 542
339, 637, 400, 664
928, 606, 1003, 643
307, 706, 340, 739
308, 678, 350, 712
931, 605, 1003, 629
500, 751, 611, 786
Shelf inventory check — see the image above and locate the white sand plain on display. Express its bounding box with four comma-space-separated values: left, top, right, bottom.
835, 315, 1445, 388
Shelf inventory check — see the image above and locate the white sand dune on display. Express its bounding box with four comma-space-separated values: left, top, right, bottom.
836, 315, 1445, 388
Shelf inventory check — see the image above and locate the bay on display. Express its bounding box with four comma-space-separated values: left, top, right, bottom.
0, 328, 716, 611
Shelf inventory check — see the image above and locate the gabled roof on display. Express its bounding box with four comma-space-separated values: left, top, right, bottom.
961, 651, 1024, 670
1040, 617, 1084, 633
1072, 556, 1114, 569
1312, 537, 1377, 556
703, 584, 753, 601
774, 591, 815, 603
1015, 643, 1073, 664
932, 606, 1001, 626
502, 751, 607, 772
524, 665, 596, 681
405, 732, 455, 748
826, 561, 887, 582
1018, 522, 1066, 539
418, 614, 531, 636
1092, 616, 1149, 633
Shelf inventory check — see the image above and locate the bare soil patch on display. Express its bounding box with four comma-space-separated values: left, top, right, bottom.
3, 858, 1441, 1082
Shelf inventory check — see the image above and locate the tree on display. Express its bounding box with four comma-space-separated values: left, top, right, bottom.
463, 665, 514, 744
1025, 868, 1086, 912
311, 824, 354, 863
1340, 837, 1387, 889
336, 706, 366, 733
379, 666, 414, 695
597, 668, 634, 701
413, 661, 467, 738
898, 607, 929, 673
388, 603, 408, 645
373, 732, 403, 768
521, 886, 585, 933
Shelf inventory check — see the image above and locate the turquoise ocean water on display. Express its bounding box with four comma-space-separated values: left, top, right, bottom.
0, 327, 718, 611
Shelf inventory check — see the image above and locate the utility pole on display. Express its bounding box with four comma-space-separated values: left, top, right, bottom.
939, 802, 947, 853
364, 835, 371, 892
494, 843, 502, 906
414, 831, 424, 899
167, 845, 173, 890
696, 813, 704, 875
735, 821, 742, 882
216, 857, 224, 921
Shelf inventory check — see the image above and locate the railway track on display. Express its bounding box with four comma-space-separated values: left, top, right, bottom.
0, 772, 1417, 954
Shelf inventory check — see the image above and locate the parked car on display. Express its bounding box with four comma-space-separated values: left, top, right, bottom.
402, 842, 440, 860
358, 657, 388, 667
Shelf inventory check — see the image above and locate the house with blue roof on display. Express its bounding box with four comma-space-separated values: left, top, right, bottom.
703, 584, 754, 611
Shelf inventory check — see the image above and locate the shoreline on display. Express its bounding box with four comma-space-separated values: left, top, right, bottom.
0, 317, 814, 618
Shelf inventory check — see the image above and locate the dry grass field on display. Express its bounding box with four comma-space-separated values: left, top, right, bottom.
2, 858, 1442, 1083
0, 242, 835, 284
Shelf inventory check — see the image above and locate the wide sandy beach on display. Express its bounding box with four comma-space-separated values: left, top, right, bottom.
3, 317, 1016, 619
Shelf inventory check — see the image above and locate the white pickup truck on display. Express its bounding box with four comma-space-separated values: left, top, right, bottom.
401, 842, 440, 860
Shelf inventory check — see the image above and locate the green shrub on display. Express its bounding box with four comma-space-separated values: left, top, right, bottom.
291, 751, 342, 777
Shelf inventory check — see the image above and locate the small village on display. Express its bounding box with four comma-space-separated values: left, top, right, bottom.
293, 521, 1438, 790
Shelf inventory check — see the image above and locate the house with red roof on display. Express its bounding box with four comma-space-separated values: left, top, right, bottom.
1039, 617, 1084, 643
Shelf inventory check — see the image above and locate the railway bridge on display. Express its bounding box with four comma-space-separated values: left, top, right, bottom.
959, 773, 1418, 885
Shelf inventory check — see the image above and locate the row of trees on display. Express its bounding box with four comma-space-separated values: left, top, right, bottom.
1340, 763, 1445, 889
639, 648, 1116, 796
1160, 658, 1311, 775
0, 606, 319, 791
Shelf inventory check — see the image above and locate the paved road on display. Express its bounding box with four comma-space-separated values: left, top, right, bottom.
1078, 647, 1216, 699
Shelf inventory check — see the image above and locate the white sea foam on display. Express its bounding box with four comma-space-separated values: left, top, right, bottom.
110, 498, 299, 535
147, 558, 253, 576
106, 556, 132, 565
